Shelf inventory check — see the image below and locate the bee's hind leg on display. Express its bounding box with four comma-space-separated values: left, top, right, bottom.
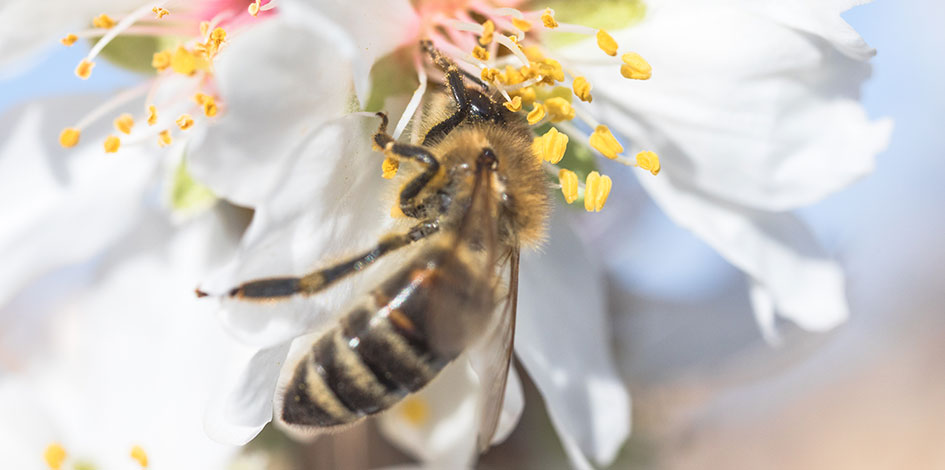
202, 219, 440, 300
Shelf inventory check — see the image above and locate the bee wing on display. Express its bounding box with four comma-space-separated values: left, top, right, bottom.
469, 248, 520, 452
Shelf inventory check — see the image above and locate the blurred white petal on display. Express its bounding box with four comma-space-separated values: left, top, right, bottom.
490, 367, 523, 446
190, 18, 355, 207
743, 0, 878, 60
199, 114, 394, 348
565, 1, 892, 211
516, 211, 631, 467
0, 98, 156, 308
281, 0, 418, 104
377, 360, 479, 467
639, 174, 848, 332
205, 343, 290, 445
0, 0, 138, 73
0, 207, 245, 468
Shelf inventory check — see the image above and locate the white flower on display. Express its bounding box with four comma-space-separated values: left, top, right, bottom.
0, 97, 252, 468
183, 0, 887, 467
191, 9, 630, 470
559, 0, 892, 341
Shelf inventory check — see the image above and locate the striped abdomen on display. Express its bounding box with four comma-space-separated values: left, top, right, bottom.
280, 246, 493, 428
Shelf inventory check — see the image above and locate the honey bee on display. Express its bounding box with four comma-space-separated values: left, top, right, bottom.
213, 40, 550, 450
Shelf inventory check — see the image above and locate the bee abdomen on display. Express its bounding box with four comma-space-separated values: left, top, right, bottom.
281, 304, 446, 428
342, 307, 442, 393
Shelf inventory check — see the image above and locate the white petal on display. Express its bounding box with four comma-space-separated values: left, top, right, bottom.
0, 0, 139, 73
0, 98, 156, 308
2, 207, 245, 468
490, 367, 524, 446
516, 210, 631, 467
638, 173, 848, 332
377, 360, 479, 467
280, 0, 418, 104
565, 1, 892, 211
749, 279, 782, 346
0, 378, 57, 469
205, 343, 290, 445
189, 18, 355, 207
199, 114, 395, 347
743, 0, 879, 60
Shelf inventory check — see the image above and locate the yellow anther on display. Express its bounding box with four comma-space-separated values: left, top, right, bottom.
520, 64, 539, 80
114, 113, 134, 135
481, 67, 500, 82
584, 171, 612, 212
507, 34, 519, 45
195, 93, 218, 117
130, 445, 148, 468
44, 443, 67, 470
572, 76, 592, 103
503, 96, 522, 112
541, 8, 558, 28
596, 29, 618, 57
401, 397, 429, 427
158, 130, 172, 147
620, 52, 652, 80
589, 125, 623, 159
533, 127, 568, 164
526, 103, 545, 125
75, 59, 94, 79
210, 27, 227, 44
176, 114, 194, 130
534, 58, 564, 84
202, 100, 218, 117
512, 17, 532, 32
59, 128, 80, 148
513, 86, 536, 106
199, 21, 210, 37
60, 34, 78, 46
502, 65, 524, 85
472, 45, 489, 61
544, 97, 575, 122
92, 14, 116, 29
249, 0, 260, 16
480, 20, 495, 46
104, 135, 120, 153
151, 50, 171, 71
558, 169, 579, 204
147, 105, 158, 126
382, 157, 399, 179
522, 46, 544, 62
171, 46, 210, 75
152, 6, 169, 19
635, 150, 661, 175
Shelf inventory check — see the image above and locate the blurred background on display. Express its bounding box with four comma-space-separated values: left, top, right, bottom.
1, 1, 943, 469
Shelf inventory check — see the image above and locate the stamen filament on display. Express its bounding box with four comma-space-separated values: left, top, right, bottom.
85, 1, 171, 63
74, 81, 150, 130
548, 23, 596, 35
393, 54, 428, 140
